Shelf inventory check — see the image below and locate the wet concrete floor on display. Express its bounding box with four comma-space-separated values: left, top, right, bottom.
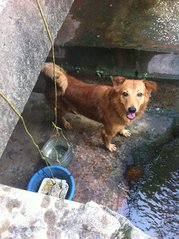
0, 78, 178, 213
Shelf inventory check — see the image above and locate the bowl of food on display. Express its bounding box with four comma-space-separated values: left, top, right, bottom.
27, 166, 75, 200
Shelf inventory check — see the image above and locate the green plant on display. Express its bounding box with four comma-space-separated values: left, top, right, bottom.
143, 72, 148, 80
96, 69, 104, 78
74, 67, 81, 74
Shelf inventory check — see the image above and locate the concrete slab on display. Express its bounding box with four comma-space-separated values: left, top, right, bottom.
57, 0, 179, 52
0, 184, 155, 239
0, 0, 74, 158
54, 1, 179, 80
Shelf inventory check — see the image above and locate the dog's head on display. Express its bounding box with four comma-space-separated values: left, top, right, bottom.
112, 76, 157, 120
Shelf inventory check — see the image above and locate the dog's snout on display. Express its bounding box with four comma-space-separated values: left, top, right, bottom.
128, 106, 136, 113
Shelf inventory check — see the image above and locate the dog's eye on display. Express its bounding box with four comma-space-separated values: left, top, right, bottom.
137, 92, 143, 97
122, 92, 128, 97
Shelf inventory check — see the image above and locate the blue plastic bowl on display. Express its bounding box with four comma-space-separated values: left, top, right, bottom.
27, 166, 75, 200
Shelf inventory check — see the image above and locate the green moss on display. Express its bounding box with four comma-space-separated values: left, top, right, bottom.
115, 224, 132, 239
70, 0, 160, 47
105, 0, 159, 46
132, 128, 173, 166
132, 117, 179, 189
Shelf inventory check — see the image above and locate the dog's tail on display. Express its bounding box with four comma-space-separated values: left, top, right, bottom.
41, 62, 68, 95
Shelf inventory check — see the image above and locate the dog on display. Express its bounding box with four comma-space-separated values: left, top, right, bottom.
42, 63, 157, 152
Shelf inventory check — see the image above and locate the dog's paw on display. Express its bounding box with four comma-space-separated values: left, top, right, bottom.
63, 121, 72, 129
107, 143, 117, 152
120, 129, 131, 137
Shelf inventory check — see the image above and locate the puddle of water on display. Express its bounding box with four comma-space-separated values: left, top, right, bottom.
121, 170, 178, 239
120, 138, 179, 239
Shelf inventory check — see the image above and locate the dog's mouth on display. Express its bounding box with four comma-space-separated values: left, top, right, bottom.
127, 112, 136, 120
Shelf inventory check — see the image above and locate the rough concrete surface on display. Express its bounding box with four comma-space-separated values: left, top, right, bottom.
55, 0, 179, 80
148, 53, 179, 75
0, 0, 74, 158
57, 0, 179, 52
0, 184, 155, 239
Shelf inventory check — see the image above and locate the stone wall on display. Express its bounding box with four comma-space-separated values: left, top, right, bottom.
53, 47, 179, 80
56, 0, 179, 52
53, 0, 179, 80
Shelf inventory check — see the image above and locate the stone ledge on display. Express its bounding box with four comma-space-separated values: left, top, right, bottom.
0, 184, 155, 239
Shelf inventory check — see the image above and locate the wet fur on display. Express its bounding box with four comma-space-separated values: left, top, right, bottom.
42, 63, 157, 151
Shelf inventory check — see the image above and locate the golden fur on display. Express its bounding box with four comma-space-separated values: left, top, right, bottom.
42, 63, 157, 151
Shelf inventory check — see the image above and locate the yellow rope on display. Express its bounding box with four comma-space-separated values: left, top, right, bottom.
36, 0, 58, 127
52, 122, 71, 148
0, 91, 50, 167
36, 0, 70, 144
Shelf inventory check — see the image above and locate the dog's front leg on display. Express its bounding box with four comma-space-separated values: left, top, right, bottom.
101, 128, 117, 152
58, 115, 72, 129
119, 128, 131, 137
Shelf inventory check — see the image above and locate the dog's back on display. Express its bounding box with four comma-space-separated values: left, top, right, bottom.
42, 62, 113, 123
63, 75, 111, 122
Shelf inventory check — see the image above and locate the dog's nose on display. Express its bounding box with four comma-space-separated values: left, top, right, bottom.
128, 107, 136, 113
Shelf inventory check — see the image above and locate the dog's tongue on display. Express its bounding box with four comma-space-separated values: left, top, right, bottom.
127, 113, 136, 120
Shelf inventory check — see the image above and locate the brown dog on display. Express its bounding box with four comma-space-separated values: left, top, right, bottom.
42, 63, 157, 152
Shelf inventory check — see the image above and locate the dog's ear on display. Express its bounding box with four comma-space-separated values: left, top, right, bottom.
112, 76, 126, 87
143, 80, 157, 93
